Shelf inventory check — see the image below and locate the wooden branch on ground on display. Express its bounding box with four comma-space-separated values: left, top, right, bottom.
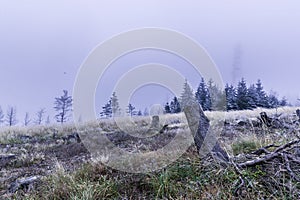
283, 153, 300, 182
9, 176, 40, 193
232, 139, 300, 195
251, 144, 279, 155
238, 140, 300, 168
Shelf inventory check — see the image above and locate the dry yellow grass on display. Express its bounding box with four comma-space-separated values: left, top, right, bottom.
1, 106, 299, 143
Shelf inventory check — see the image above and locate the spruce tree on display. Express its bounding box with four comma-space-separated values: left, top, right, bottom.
225, 84, 238, 110
255, 79, 268, 108
54, 90, 73, 124
170, 97, 181, 113
267, 91, 280, 108
127, 103, 136, 116
111, 92, 121, 116
236, 78, 250, 110
164, 102, 171, 114
247, 84, 258, 109
180, 80, 197, 110
279, 97, 288, 106
195, 77, 210, 111
100, 100, 112, 118
207, 79, 225, 111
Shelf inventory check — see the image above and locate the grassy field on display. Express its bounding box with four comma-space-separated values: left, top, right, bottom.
1, 106, 300, 199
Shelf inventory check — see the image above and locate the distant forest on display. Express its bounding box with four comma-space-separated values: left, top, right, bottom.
164, 78, 288, 114
101, 78, 289, 117
0, 78, 289, 126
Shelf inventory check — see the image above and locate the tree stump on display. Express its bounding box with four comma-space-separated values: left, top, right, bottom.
150, 115, 160, 131
260, 112, 272, 127
296, 109, 300, 121
183, 102, 229, 163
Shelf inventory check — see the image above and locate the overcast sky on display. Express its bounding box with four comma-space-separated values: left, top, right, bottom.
0, 1, 300, 124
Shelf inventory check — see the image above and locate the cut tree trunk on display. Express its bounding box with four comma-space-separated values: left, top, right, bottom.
183, 102, 229, 163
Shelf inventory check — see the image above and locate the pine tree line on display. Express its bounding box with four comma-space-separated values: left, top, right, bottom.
100, 92, 143, 118
224, 78, 288, 110
164, 78, 288, 113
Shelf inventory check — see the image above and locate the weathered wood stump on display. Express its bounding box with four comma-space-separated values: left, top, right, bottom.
260, 112, 272, 127
150, 115, 160, 130
183, 102, 229, 163
296, 109, 300, 121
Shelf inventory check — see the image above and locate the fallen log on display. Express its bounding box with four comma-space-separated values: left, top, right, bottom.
9, 176, 40, 193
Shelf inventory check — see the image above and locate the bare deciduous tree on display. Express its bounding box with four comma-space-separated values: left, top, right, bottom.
6, 106, 17, 126
35, 108, 45, 125
45, 115, 51, 124
24, 112, 31, 126
0, 106, 4, 125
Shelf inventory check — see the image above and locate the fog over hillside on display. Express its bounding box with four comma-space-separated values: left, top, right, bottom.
0, 1, 299, 123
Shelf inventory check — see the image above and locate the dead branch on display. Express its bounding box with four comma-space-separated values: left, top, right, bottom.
231, 139, 300, 196
251, 144, 278, 155
238, 140, 300, 168
283, 153, 300, 182
9, 176, 40, 193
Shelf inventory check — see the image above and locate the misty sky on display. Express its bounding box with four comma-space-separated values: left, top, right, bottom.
0, 1, 300, 124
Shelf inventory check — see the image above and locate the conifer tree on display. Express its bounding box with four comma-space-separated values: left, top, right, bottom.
137, 110, 142, 116
279, 97, 288, 106
225, 84, 238, 110
100, 100, 112, 118
164, 102, 171, 114
195, 77, 210, 111
207, 79, 225, 111
54, 90, 73, 124
111, 92, 121, 116
267, 91, 280, 108
255, 79, 268, 108
170, 97, 181, 113
127, 103, 136, 116
236, 78, 250, 110
247, 84, 258, 109
180, 80, 197, 110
